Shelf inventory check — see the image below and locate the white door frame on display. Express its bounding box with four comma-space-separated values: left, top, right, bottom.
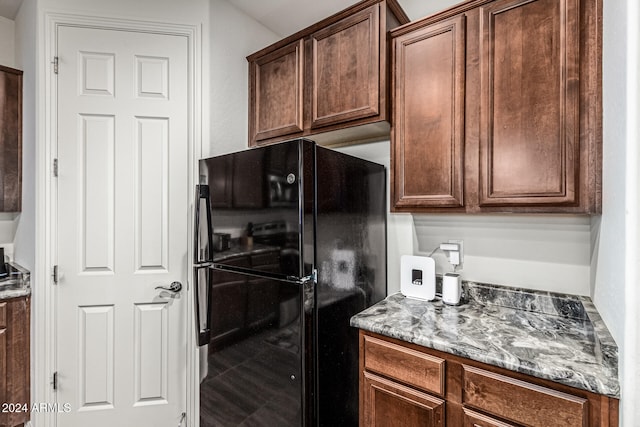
36, 13, 201, 427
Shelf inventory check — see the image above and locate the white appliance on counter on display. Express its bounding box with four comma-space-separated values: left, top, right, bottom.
400, 255, 436, 301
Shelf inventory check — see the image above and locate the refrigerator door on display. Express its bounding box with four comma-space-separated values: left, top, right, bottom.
314, 145, 387, 427
199, 270, 313, 427
199, 139, 316, 280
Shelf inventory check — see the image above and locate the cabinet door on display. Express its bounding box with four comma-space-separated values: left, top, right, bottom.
0, 297, 30, 427
0, 66, 22, 212
363, 371, 444, 427
391, 15, 466, 209
478, 0, 580, 207
310, 4, 380, 129
249, 40, 304, 144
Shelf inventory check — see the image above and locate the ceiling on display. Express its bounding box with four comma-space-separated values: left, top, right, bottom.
0, 0, 21, 20
225, 0, 460, 37
0, 0, 459, 34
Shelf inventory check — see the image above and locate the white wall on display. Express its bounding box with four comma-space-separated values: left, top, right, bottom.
595, 0, 640, 424
0, 16, 14, 67
206, 0, 280, 157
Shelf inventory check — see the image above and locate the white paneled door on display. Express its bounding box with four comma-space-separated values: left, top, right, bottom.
55, 25, 190, 426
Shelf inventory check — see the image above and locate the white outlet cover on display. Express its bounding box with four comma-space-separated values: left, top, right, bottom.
400, 255, 436, 301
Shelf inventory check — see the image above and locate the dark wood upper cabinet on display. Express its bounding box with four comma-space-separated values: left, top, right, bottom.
392, 15, 466, 209
249, 40, 304, 143
390, 0, 601, 214
479, 0, 580, 207
0, 65, 23, 213
310, 4, 380, 129
247, 0, 409, 147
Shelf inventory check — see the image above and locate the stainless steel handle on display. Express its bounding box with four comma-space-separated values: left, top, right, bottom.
194, 184, 213, 347
194, 266, 212, 347
155, 281, 182, 293
194, 185, 214, 264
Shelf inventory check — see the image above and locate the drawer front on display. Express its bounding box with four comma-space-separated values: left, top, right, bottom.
462, 365, 588, 427
0, 302, 6, 328
364, 335, 445, 395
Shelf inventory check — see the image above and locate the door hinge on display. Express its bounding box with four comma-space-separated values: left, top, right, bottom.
52, 265, 59, 284
52, 56, 59, 74
53, 158, 58, 177
52, 372, 58, 390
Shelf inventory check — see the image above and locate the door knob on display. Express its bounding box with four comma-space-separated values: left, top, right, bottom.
155, 281, 183, 293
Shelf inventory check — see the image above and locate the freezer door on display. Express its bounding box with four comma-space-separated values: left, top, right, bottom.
199, 139, 315, 280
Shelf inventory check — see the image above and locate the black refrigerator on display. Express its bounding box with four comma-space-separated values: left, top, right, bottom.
194, 138, 386, 426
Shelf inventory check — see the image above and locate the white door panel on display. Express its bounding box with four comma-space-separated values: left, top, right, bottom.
56, 25, 189, 427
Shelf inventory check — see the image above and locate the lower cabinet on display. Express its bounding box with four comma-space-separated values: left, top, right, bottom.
359, 331, 619, 427
0, 296, 30, 427
363, 371, 444, 427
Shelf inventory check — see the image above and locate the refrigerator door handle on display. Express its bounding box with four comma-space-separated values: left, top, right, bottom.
194, 184, 214, 347
193, 265, 212, 347
194, 184, 214, 265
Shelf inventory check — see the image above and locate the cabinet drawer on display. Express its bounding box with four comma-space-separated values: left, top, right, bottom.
0, 302, 6, 328
363, 335, 444, 395
462, 365, 588, 427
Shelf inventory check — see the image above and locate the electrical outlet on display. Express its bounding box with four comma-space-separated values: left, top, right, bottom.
448, 239, 463, 267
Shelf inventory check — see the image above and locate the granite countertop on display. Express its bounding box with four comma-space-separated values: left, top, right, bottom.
0, 262, 31, 300
351, 281, 620, 398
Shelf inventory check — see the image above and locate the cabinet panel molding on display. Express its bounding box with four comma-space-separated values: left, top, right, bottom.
250, 39, 305, 143
462, 408, 515, 427
310, 4, 380, 128
479, 0, 580, 206
463, 364, 588, 427
363, 371, 445, 427
392, 15, 466, 208
363, 334, 445, 395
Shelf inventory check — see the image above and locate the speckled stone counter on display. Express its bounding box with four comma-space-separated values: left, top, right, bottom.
0, 262, 31, 300
351, 281, 620, 398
